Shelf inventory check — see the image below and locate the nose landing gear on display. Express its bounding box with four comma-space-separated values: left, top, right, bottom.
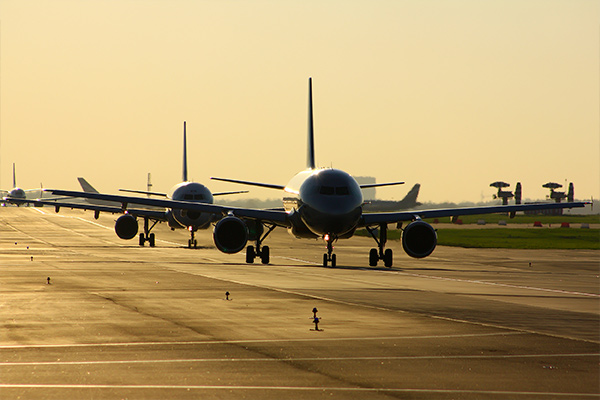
322, 234, 337, 267
187, 226, 198, 248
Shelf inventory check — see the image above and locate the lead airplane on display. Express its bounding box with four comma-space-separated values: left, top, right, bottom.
47, 78, 587, 267
9, 122, 245, 248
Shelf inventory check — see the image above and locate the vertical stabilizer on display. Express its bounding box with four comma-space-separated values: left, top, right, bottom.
182, 121, 188, 182
568, 182, 574, 202
12, 163, 16, 188
307, 78, 316, 170
515, 182, 522, 204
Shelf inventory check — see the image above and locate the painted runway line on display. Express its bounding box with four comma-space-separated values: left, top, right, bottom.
0, 384, 596, 397
0, 331, 523, 349
2, 352, 597, 366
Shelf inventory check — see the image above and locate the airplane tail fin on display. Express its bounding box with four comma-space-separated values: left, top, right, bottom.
568, 182, 574, 202
515, 182, 522, 204
78, 178, 100, 194
307, 78, 316, 170
402, 183, 421, 206
183, 121, 188, 182
12, 163, 17, 188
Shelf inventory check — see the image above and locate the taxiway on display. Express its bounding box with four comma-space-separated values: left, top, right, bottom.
1, 207, 598, 399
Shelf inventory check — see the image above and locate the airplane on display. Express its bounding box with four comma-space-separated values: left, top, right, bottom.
1, 163, 58, 206
8, 122, 246, 248
44, 78, 587, 267
362, 183, 421, 212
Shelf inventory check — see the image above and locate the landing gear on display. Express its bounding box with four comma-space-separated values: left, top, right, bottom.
187, 227, 198, 249
245, 222, 276, 264
138, 217, 158, 247
366, 223, 393, 267
322, 234, 337, 267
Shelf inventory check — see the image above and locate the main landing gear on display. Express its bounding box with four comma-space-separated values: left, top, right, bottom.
366, 223, 393, 268
246, 222, 276, 264
322, 234, 337, 267
139, 217, 157, 247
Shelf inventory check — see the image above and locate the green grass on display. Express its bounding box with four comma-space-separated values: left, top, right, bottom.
423, 213, 599, 225
356, 228, 600, 250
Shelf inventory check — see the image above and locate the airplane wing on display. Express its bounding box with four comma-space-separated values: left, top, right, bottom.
48, 189, 290, 225
359, 181, 404, 189
211, 177, 286, 190
6, 197, 167, 220
360, 202, 588, 226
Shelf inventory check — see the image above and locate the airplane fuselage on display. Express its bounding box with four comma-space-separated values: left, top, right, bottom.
283, 168, 363, 238
168, 182, 215, 230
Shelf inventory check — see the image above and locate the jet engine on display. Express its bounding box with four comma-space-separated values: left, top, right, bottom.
115, 214, 138, 240
401, 220, 437, 258
213, 216, 248, 254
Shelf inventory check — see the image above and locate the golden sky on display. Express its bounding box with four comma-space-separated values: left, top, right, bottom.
1, 0, 598, 203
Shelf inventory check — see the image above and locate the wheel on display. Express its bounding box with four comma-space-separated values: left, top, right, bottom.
187, 239, 192, 248
384, 249, 393, 268
322, 253, 328, 267
246, 246, 255, 263
331, 254, 336, 268
260, 246, 270, 264
149, 233, 155, 247
369, 248, 378, 266
193, 239, 198, 249
139, 233, 145, 246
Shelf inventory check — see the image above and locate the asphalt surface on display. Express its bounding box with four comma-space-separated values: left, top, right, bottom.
1, 207, 598, 399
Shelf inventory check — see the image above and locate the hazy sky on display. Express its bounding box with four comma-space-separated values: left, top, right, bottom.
1, 0, 598, 203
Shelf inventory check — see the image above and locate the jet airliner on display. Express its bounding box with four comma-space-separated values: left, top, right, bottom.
46, 79, 587, 267
10, 122, 245, 247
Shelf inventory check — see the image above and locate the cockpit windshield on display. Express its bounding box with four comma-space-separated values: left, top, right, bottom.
319, 186, 349, 196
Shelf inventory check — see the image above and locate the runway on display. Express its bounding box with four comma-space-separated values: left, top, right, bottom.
1, 207, 598, 399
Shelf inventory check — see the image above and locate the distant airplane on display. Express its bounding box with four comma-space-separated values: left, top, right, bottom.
544, 182, 574, 203
1, 163, 54, 206
11, 122, 246, 248
490, 181, 522, 205
46, 78, 587, 267
362, 184, 421, 212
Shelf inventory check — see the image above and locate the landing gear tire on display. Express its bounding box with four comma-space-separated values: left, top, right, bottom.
331, 253, 336, 268
322, 253, 328, 267
369, 248, 378, 266
383, 249, 393, 268
149, 233, 155, 247
246, 246, 256, 264
260, 246, 270, 264
139, 233, 145, 247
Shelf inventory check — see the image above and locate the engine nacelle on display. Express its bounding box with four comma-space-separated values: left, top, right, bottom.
402, 220, 437, 258
115, 214, 138, 240
213, 216, 248, 254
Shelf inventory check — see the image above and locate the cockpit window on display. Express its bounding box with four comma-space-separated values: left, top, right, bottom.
194, 194, 204, 200
336, 186, 349, 195
319, 186, 334, 195
319, 186, 350, 195
184, 194, 193, 200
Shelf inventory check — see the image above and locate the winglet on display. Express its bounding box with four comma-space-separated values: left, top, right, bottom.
307, 78, 316, 170
182, 121, 188, 182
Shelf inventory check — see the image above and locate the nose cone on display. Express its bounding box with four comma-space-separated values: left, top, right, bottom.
299, 169, 363, 236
